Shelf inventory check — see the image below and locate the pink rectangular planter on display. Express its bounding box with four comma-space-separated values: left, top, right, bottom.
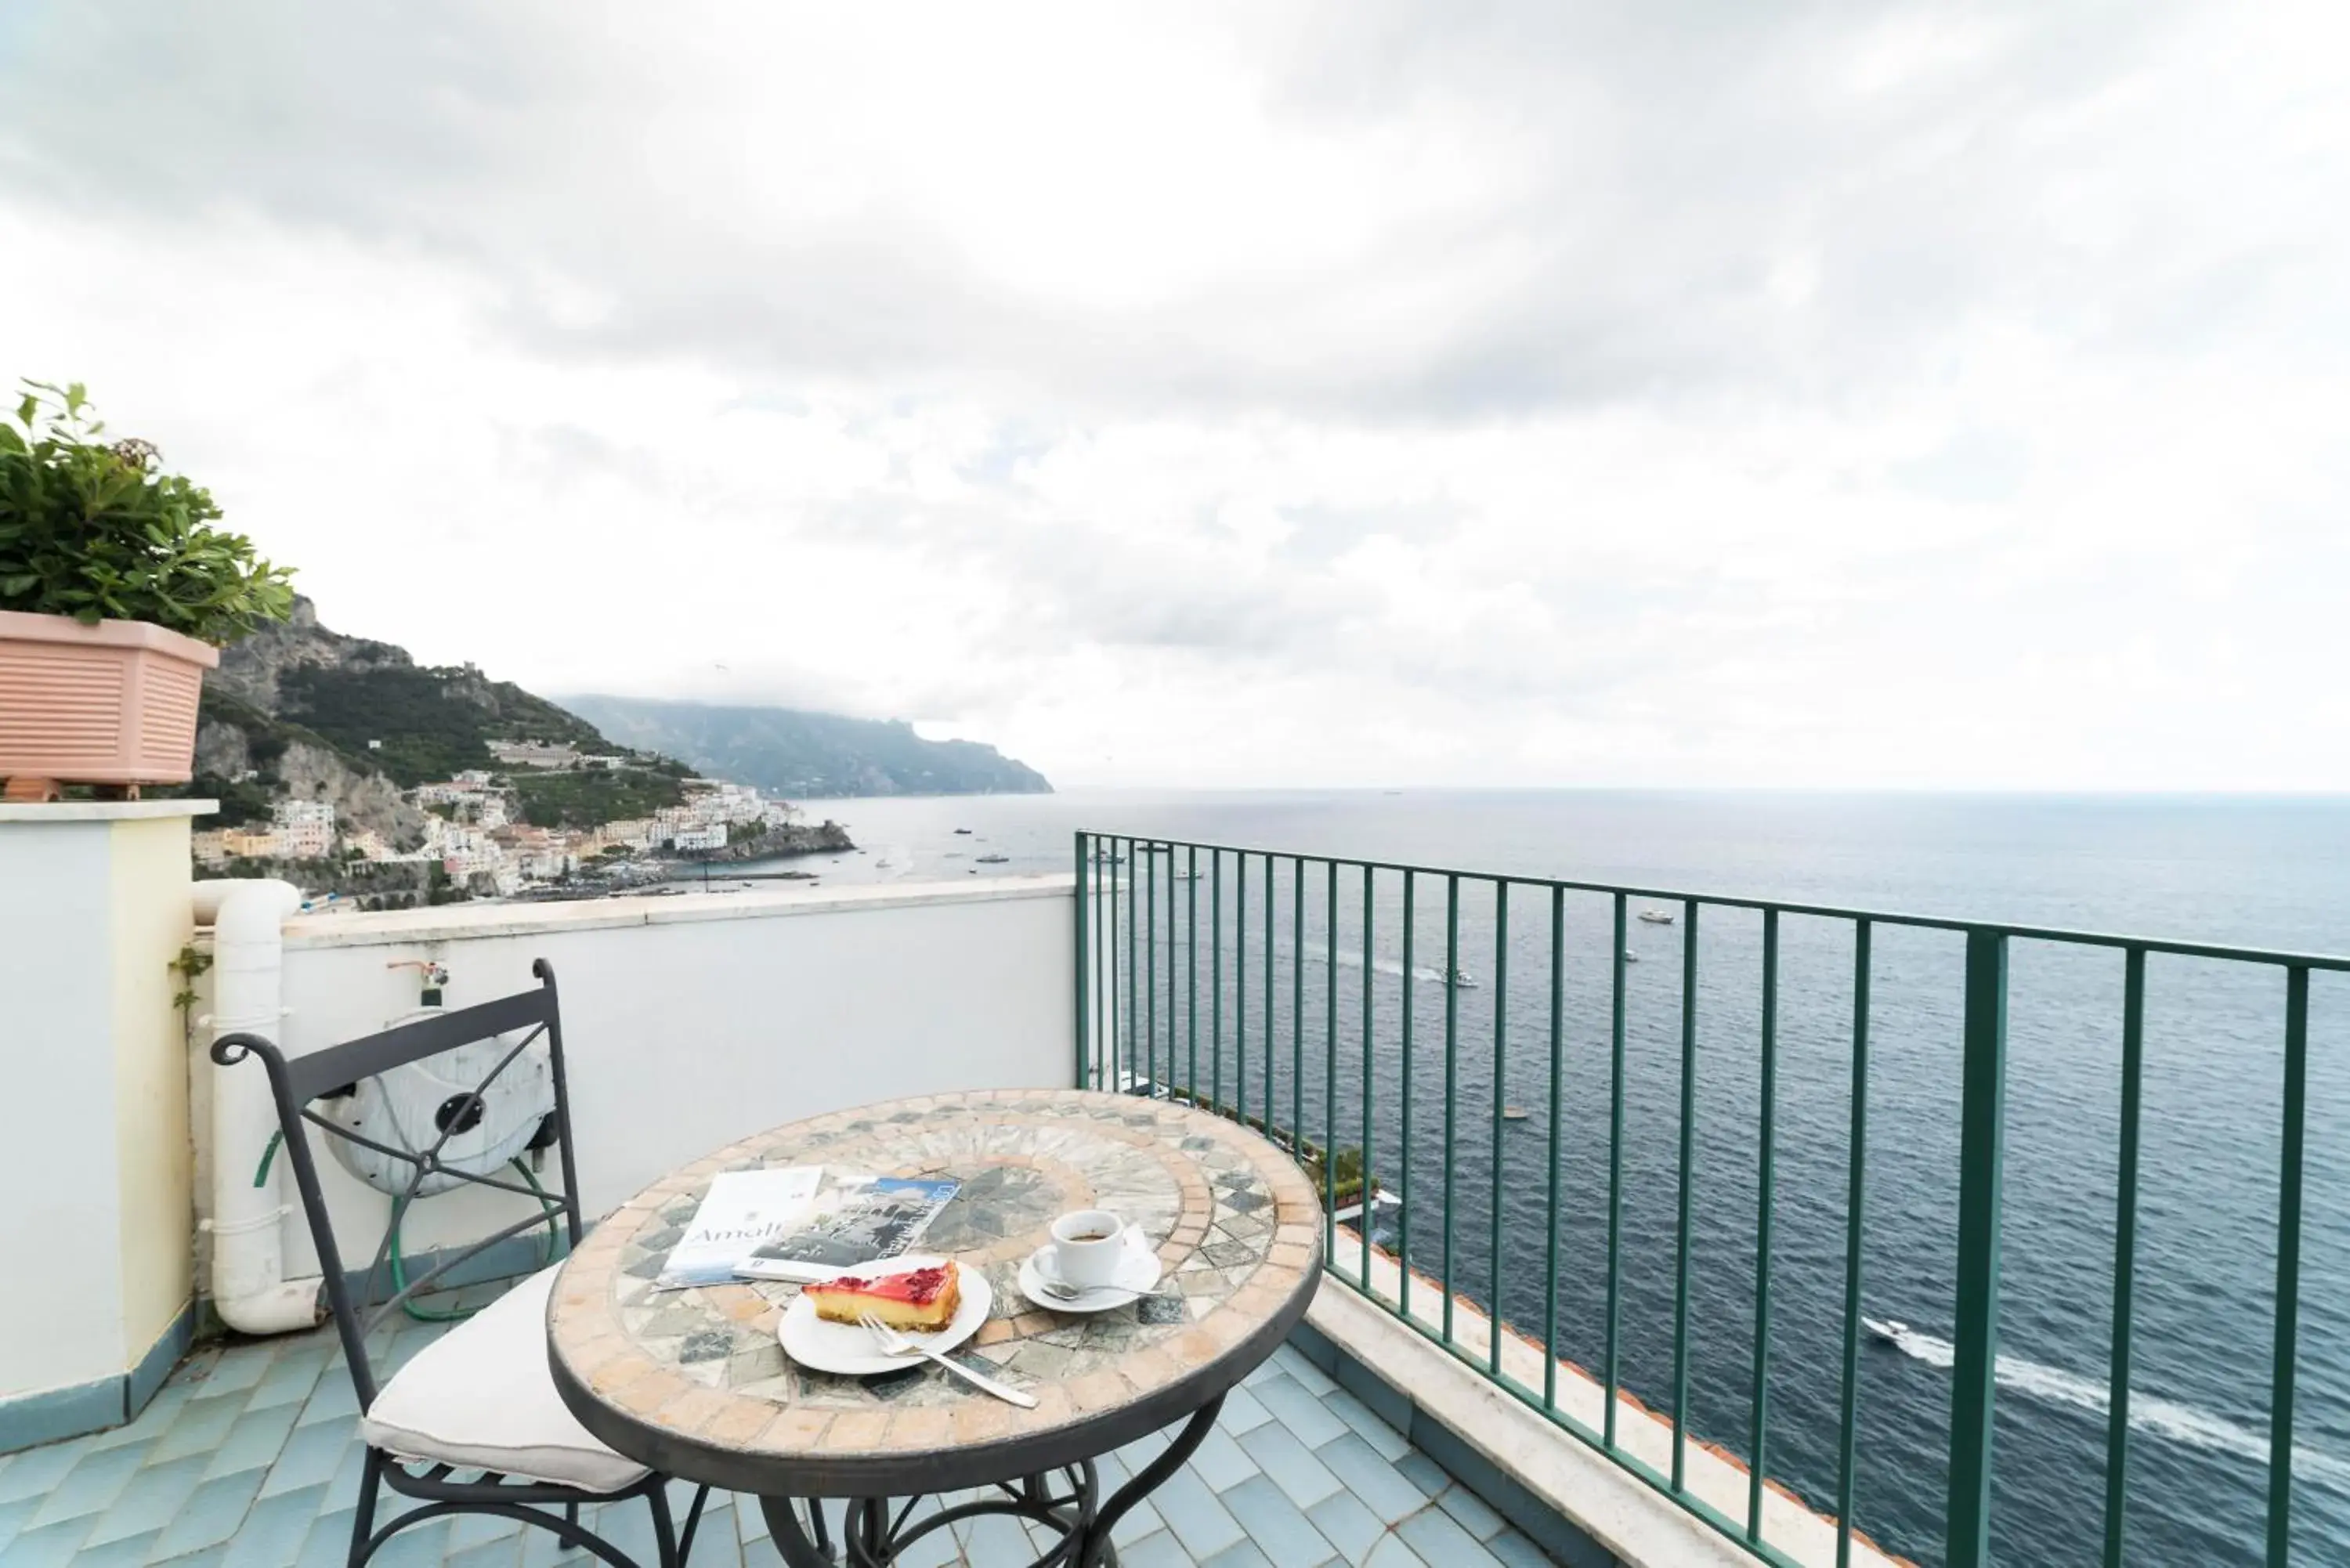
0, 609, 220, 790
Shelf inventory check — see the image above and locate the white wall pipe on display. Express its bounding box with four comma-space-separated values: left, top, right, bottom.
193, 878, 323, 1335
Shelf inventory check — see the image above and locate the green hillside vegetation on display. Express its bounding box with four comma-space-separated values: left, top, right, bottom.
267, 661, 692, 827
173, 600, 1035, 847
558, 695, 1052, 798
176, 599, 700, 837
179, 766, 276, 828
279, 663, 604, 788
508, 758, 696, 829
197, 687, 349, 771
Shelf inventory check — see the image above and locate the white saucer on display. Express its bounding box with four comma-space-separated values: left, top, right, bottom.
777, 1260, 992, 1376
1018, 1237, 1163, 1313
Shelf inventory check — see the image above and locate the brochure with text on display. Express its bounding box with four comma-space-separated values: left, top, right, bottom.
736, 1175, 960, 1279
653, 1166, 823, 1290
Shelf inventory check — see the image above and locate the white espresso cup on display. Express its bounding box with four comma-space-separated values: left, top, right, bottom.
1050, 1209, 1126, 1290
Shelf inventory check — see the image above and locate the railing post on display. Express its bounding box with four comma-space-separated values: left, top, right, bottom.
1671, 899, 1699, 1491
1836, 919, 1872, 1568
1074, 832, 1091, 1090
2267, 965, 2310, 1568
1946, 927, 2008, 1568
2102, 946, 2146, 1568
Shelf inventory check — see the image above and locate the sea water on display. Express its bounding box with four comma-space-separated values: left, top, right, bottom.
746, 789, 2350, 1566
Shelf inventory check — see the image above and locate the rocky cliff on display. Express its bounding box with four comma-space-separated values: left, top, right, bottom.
653, 820, 855, 863
207, 596, 412, 714
218, 598, 624, 789
179, 597, 690, 833
191, 693, 430, 846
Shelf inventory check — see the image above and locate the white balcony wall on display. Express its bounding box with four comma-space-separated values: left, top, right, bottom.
189, 877, 1076, 1294
0, 803, 202, 1446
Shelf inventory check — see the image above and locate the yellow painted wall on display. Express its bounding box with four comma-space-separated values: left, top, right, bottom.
109, 815, 196, 1361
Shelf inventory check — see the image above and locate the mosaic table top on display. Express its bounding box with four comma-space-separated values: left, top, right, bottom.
548, 1089, 1325, 1497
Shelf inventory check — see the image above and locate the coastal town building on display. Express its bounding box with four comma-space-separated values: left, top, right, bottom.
481, 739, 652, 775
413, 777, 508, 826
344, 829, 394, 862
596, 818, 653, 851
428, 820, 494, 879
219, 827, 282, 861
193, 804, 337, 867
492, 824, 581, 881
195, 755, 812, 904
271, 799, 335, 858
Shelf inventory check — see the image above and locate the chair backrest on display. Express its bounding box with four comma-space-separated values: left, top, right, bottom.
211, 958, 584, 1409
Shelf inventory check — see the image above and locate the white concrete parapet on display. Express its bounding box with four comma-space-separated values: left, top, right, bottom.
192, 877, 1080, 1309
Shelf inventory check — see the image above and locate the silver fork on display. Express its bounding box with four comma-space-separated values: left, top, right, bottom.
856, 1312, 1036, 1408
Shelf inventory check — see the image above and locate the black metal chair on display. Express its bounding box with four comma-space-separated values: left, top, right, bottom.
212, 959, 710, 1568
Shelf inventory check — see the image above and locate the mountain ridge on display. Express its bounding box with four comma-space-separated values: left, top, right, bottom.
555, 694, 1052, 798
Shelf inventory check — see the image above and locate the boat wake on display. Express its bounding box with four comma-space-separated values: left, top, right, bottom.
1298, 941, 1414, 981
1863, 1318, 2350, 1490
1299, 941, 1477, 988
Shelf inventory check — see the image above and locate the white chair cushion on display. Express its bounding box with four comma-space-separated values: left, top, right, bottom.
358, 1262, 649, 1494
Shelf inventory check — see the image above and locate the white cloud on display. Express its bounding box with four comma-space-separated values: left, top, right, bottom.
2, 2, 2346, 789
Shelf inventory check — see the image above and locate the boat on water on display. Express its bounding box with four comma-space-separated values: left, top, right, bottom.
1172, 869, 1201, 882
1435, 966, 1480, 989
976, 854, 1010, 864
953, 828, 974, 835
1863, 1317, 1909, 1345
1637, 909, 1676, 925
1502, 1105, 1531, 1122
1622, 950, 1640, 963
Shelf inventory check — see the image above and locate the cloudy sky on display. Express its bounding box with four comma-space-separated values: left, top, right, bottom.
4, 2, 2345, 789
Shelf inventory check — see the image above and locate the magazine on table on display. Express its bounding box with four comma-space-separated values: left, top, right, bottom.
734, 1175, 961, 1282
653, 1166, 823, 1290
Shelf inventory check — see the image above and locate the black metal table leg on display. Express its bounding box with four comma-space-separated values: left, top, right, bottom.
750, 1397, 1220, 1568
1079, 1394, 1223, 1568
762, 1497, 836, 1568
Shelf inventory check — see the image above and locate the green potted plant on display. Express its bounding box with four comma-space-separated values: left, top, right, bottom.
0, 380, 294, 800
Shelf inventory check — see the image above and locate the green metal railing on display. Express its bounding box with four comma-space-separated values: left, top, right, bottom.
1072, 831, 2341, 1568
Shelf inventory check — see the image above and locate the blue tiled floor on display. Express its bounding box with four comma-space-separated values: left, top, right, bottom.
0, 1288, 1556, 1566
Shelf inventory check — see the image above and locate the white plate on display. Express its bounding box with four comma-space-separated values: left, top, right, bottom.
777, 1261, 992, 1376
1018, 1236, 1164, 1313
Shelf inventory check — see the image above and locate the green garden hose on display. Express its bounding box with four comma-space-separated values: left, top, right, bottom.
388, 1156, 566, 1321
251, 1131, 566, 1322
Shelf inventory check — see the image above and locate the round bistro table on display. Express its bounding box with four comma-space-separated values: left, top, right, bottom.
548, 1089, 1325, 1568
